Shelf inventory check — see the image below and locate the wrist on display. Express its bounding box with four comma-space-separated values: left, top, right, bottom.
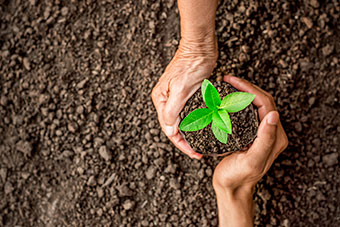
181, 27, 216, 45
178, 0, 218, 46
177, 35, 218, 61
214, 186, 255, 227
213, 182, 255, 198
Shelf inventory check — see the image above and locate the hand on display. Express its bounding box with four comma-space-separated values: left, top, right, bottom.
151, 38, 217, 159
212, 75, 288, 227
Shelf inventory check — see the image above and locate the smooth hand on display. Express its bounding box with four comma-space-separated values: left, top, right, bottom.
213, 75, 288, 227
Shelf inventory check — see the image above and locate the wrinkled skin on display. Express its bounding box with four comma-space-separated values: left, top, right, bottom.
151, 39, 217, 159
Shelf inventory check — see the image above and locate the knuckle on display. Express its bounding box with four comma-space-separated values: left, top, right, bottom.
266, 94, 275, 104
151, 87, 159, 101
281, 135, 289, 150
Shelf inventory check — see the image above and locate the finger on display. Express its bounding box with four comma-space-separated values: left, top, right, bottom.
224, 75, 276, 120
152, 85, 202, 159
151, 85, 168, 114
163, 82, 200, 127
269, 123, 288, 160
168, 132, 203, 160
247, 111, 279, 162
152, 85, 175, 135
261, 123, 288, 174
162, 116, 203, 159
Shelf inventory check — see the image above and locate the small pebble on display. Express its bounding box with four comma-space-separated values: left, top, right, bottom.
302, 17, 313, 29
16, 140, 33, 156
122, 200, 134, 210
99, 146, 112, 161
323, 153, 338, 166
23, 57, 31, 70
61, 7, 69, 16
145, 166, 156, 180
87, 176, 97, 186
309, 0, 320, 8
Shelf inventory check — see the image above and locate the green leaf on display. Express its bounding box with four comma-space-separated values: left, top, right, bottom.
203, 83, 221, 110
179, 108, 213, 131
220, 92, 256, 113
212, 110, 232, 134
201, 79, 211, 98
211, 121, 228, 144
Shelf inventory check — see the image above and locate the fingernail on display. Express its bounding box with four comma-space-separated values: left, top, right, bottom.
193, 153, 203, 160
267, 111, 279, 125
163, 125, 175, 136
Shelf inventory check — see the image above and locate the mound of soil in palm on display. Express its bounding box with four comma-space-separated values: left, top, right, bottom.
180, 81, 258, 155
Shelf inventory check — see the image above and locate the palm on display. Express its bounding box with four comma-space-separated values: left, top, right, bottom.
213, 149, 258, 189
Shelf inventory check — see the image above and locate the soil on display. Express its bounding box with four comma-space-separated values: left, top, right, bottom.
180, 82, 258, 155
0, 0, 339, 226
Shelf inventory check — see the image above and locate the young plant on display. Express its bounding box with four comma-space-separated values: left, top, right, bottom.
179, 79, 255, 144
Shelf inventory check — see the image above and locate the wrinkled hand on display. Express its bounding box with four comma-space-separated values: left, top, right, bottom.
152, 39, 217, 159
213, 75, 288, 193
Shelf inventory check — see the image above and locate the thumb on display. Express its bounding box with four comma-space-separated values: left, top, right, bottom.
163, 94, 186, 136
248, 111, 279, 158
162, 88, 189, 136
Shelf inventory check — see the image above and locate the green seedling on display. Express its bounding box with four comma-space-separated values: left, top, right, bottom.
179, 79, 256, 144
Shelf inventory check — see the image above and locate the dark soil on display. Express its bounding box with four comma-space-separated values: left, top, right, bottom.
180, 82, 258, 155
0, 0, 339, 226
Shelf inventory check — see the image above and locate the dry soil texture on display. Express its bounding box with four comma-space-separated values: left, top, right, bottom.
0, 0, 339, 226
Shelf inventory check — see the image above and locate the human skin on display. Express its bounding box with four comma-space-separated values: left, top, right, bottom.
151, 0, 219, 159
213, 75, 289, 227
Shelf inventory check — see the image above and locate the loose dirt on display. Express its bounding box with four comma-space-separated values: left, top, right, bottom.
0, 0, 339, 226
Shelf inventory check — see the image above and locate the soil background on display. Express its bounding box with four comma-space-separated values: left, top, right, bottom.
0, 0, 339, 226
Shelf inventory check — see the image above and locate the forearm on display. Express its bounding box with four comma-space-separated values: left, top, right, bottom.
178, 0, 218, 43
214, 186, 254, 227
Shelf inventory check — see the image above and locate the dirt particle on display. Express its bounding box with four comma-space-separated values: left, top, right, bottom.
4, 182, 14, 194
302, 17, 313, 29
77, 78, 88, 89
116, 184, 133, 197
97, 187, 104, 198
0, 96, 8, 106
122, 200, 135, 210
308, 97, 316, 106
323, 153, 338, 167
98, 146, 112, 161
145, 166, 156, 180
279, 59, 288, 68
309, 0, 320, 8
29, 0, 36, 6
16, 140, 33, 156
61, 7, 69, 16
76, 105, 84, 114
23, 57, 31, 70
67, 122, 78, 133
169, 178, 180, 189
87, 176, 97, 186
0, 168, 7, 182
322, 44, 334, 56
102, 173, 116, 188
21, 172, 30, 180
